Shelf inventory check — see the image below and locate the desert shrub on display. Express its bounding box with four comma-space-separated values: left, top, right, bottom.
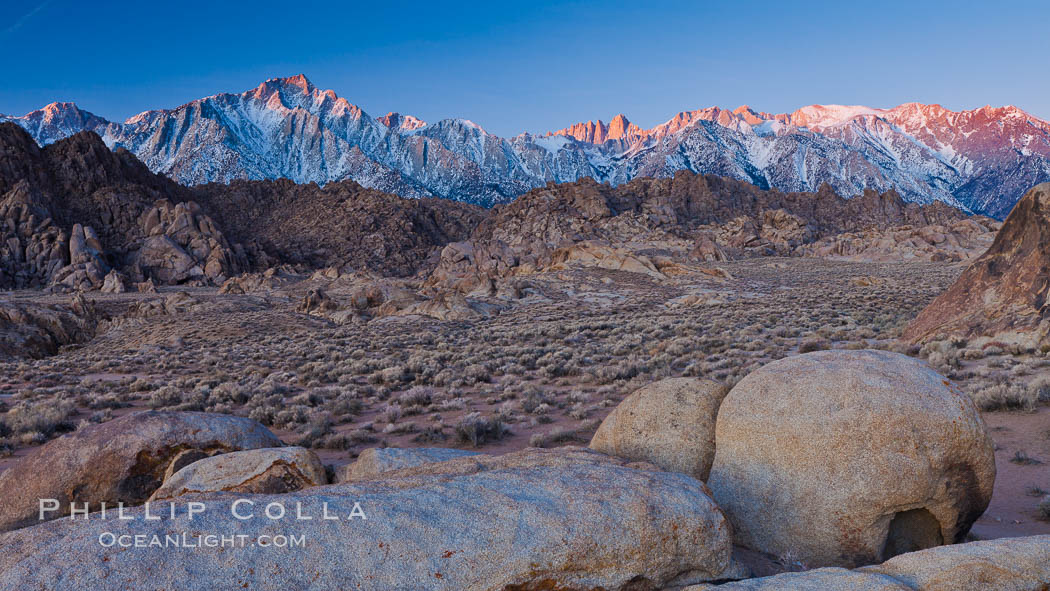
381, 403, 403, 424
982, 343, 1005, 356
129, 377, 156, 392
1, 399, 76, 438
86, 393, 129, 410
296, 412, 335, 448
329, 394, 364, 419
454, 412, 509, 447
926, 350, 960, 372
1027, 376, 1050, 403
1010, 450, 1042, 465
519, 388, 551, 414
273, 405, 309, 428
397, 386, 434, 408
148, 385, 184, 409
1039, 496, 1050, 521
209, 382, 251, 405
798, 338, 830, 353
247, 405, 277, 426
413, 425, 448, 444
381, 421, 417, 435
970, 383, 1037, 412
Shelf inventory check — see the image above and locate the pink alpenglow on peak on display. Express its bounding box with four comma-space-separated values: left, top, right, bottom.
3, 75, 1049, 216
378, 112, 427, 131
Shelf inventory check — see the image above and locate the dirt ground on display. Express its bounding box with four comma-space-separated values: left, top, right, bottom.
972, 406, 1050, 539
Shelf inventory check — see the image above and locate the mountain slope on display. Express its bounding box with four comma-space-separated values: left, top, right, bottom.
4, 76, 1049, 216
0, 123, 484, 290
904, 183, 1050, 345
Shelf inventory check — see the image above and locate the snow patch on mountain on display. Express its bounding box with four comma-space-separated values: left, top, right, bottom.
3, 75, 1050, 216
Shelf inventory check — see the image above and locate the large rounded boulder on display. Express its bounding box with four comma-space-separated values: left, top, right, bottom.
0, 448, 734, 591
149, 446, 327, 501
338, 446, 481, 482
590, 377, 729, 481
0, 411, 281, 532
707, 350, 995, 568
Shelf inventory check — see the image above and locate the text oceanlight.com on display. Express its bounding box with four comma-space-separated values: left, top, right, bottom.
98, 532, 307, 548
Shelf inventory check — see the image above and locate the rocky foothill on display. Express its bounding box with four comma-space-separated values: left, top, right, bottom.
1, 123, 997, 300
426, 174, 998, 296
905, 182, 1050, 348
0, 124, 1002, 345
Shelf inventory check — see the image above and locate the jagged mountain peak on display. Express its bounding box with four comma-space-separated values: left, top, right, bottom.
255, 73, 316, 95
780, 104, 884, 130
549, 113, 642, 144
3, 77, 1050, 216
378, 112, 427, 131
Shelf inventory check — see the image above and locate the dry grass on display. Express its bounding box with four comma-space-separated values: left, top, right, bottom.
1, 257, 1045, 457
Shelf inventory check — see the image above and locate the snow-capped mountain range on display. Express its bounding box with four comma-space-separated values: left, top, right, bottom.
4, 74, 1049, 217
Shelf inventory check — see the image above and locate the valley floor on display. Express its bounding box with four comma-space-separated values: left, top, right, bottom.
1, 257, 1047, 541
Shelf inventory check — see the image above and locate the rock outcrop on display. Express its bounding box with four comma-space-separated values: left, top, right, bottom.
296, 287, 340, 316
428, 174, 983, 292
859, 534, 1050, 589
0, 125, 245, 290
801, 218, 999, 263
99, 268, 127, 293
904, 183, 1050, 346
547, 241, 668, 278
338, 446, 481, 482
0, 181, 86, 290
149, 447, 326, 500
189, 177, 485, 277
590, 377, 729, 481
707, 350, 996, 568
686, 535, 1050, 590
684, 568, 910, 590
0, 411, 282, 532
297, 278, 504, 324
0, 294, 99, 359
129, 199, 242, 284
123, 291, 203, 318
0, 124, 482, 291
0, 447, 733, 591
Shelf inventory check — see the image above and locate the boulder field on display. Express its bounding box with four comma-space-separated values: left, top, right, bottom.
0, 447, 734, 591
585, 352, 996, 570
0, 349, 1044, 589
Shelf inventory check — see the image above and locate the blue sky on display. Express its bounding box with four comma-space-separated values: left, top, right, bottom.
1, 0, 1047, 136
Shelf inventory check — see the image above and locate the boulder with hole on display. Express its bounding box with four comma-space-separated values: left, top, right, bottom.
707, 350, 995, 568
